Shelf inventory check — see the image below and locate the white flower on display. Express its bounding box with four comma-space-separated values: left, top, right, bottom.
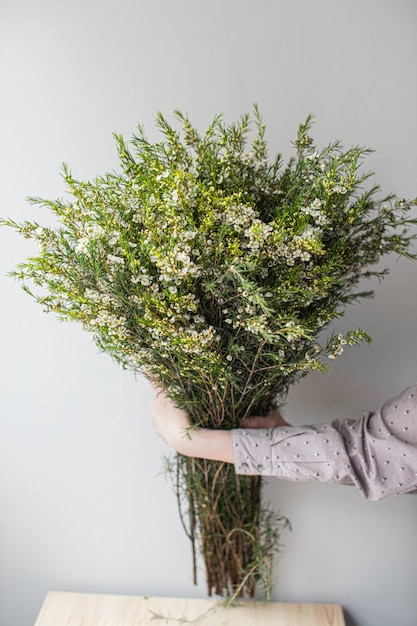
139, 275, 152, 286
75, 238, 89, 253
301, 225, 322, 240
108, 231, 121, 246
86, 223, 105, 239
316, 214, 328, 226
107, 254, 124, 265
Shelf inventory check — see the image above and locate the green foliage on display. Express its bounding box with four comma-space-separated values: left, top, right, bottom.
3, 110, 415, 421
3, 109, 416, 598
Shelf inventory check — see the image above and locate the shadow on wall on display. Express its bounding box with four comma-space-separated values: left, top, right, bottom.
343, 608, 359, 626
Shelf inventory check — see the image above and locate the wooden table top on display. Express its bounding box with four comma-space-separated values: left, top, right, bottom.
34, 591, 346, 625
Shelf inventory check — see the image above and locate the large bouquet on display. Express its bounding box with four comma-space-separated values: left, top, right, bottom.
3, 109, 416, 599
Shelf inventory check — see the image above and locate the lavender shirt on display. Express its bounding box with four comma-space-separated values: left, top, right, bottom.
232, 384, 417, 500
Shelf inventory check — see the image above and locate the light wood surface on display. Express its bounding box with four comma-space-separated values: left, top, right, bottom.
34, 591, 346, 625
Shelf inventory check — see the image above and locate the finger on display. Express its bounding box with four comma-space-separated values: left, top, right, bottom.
147, 377, 164, 395
144, 371, 159, 387
240, 415, 263, 428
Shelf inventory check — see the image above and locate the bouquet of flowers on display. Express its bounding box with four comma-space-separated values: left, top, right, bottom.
3, 108, 416, 599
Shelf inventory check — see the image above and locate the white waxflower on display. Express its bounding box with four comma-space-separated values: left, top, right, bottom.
310, 198, 322, 209
86, 223, 105, 238
332, 184, 347, 194
107, 254, 124, 265
75, 238, 89, 253
139, 275, 152, 286
301, 225, 322, 240
316, 214, 328, 226
108, 231, 121, 246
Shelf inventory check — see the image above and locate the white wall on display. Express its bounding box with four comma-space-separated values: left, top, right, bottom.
1, 2, 416, 625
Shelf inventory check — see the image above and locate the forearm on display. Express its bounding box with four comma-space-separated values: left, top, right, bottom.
149, 392, 234, 463
172, 427, 234, 463
150, 383, 417, 500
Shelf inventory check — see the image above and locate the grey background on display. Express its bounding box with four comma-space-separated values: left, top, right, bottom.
1, 1, 416, 625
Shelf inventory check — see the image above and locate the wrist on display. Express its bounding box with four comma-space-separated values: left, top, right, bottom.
175, 427, 234, 464
172, 426, 199, 455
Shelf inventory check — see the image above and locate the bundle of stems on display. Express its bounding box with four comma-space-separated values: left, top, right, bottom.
168, 382, 290, 598
2, 108, 416, 598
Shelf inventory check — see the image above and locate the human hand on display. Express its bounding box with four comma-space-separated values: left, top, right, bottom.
149, 386, 234, 463
240, 408, 290, 429
149, 389, 192, 450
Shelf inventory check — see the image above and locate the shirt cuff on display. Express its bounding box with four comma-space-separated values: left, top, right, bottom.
232, 427, 274, 474
232, 424, 354, 485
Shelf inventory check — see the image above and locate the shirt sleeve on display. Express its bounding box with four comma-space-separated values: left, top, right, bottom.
232, 383, 417, 500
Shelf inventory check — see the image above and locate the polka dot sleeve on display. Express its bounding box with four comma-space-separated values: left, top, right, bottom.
232, 384, 417, 500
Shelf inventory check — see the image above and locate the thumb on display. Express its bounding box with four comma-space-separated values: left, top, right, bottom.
240, 415, 265, 429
